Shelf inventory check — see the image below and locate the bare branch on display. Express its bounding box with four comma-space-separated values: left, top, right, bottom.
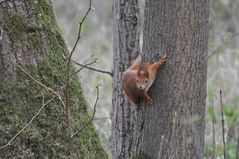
70, 58, 97, 76
208, 32, 239, 59
82, 54, 95, 65
0, 97, 55, 149
220, 90, 227, 159
72, 59, 113, 77
236, 127, 239, 159
16, 63, 65, 107
71, 84, 101, 138
64, 0, 93, 138
16, 63, 58, 96
212, 99, 216, 159
92, 117, 109, 121
66, 0, 93, 68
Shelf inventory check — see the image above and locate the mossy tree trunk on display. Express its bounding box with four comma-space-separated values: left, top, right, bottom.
0, 1, 107, 158
112, 0, 209, 159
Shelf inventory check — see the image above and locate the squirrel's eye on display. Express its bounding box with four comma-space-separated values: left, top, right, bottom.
145, 80, 148, 83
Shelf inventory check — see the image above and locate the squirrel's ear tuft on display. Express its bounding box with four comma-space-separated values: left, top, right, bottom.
144, 63, 150, 75
136, 61, 141, 75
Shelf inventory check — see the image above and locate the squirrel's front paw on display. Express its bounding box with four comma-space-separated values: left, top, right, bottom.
148, 98, 153, 104
159, 54, 166, 64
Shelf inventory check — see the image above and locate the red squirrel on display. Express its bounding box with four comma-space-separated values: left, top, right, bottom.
122, 54, 166, 109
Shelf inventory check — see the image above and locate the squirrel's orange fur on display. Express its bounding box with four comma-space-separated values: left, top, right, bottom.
122, 55, 166, 109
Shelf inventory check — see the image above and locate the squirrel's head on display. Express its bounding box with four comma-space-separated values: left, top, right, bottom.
136, 63, 150, 90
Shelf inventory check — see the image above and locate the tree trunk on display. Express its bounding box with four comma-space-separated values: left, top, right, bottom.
111, 0, 140, 158
136, 1, 209, 158
111, 0, 209, 159
0, 1, 107, 158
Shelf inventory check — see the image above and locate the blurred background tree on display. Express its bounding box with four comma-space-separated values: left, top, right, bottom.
53, 0, 239, 158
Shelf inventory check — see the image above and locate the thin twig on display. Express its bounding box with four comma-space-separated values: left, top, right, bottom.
66, 0, 92, 66
72, 59, 113, 76
212, 99, 216, 159
59, 55, 96, 90
220, 90, 227, 159
92, 117, 109, 121
64, 0, 93, 137
71, 84, 101, 138
236, 127, 239, 159
70, 59, 97, 76
0, 97, 55, 149
82, 54, 95, 65
16, 63, 65, 107
66, 0, 93, 71
208, 32, 239, 59
16, 63, 58, 96
61, 2, 93, 157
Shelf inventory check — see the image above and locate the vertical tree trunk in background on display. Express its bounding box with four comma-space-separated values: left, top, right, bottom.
0, 1, 107, 158
111, 0, 140, 158
112, 0, 209, 159
134, 1, 210, 158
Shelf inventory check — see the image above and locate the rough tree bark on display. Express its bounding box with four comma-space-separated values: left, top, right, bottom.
111, 0, 140, 158
135, 1, 210, 158
112, 0, 209, 159
0, 1, 107, 158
